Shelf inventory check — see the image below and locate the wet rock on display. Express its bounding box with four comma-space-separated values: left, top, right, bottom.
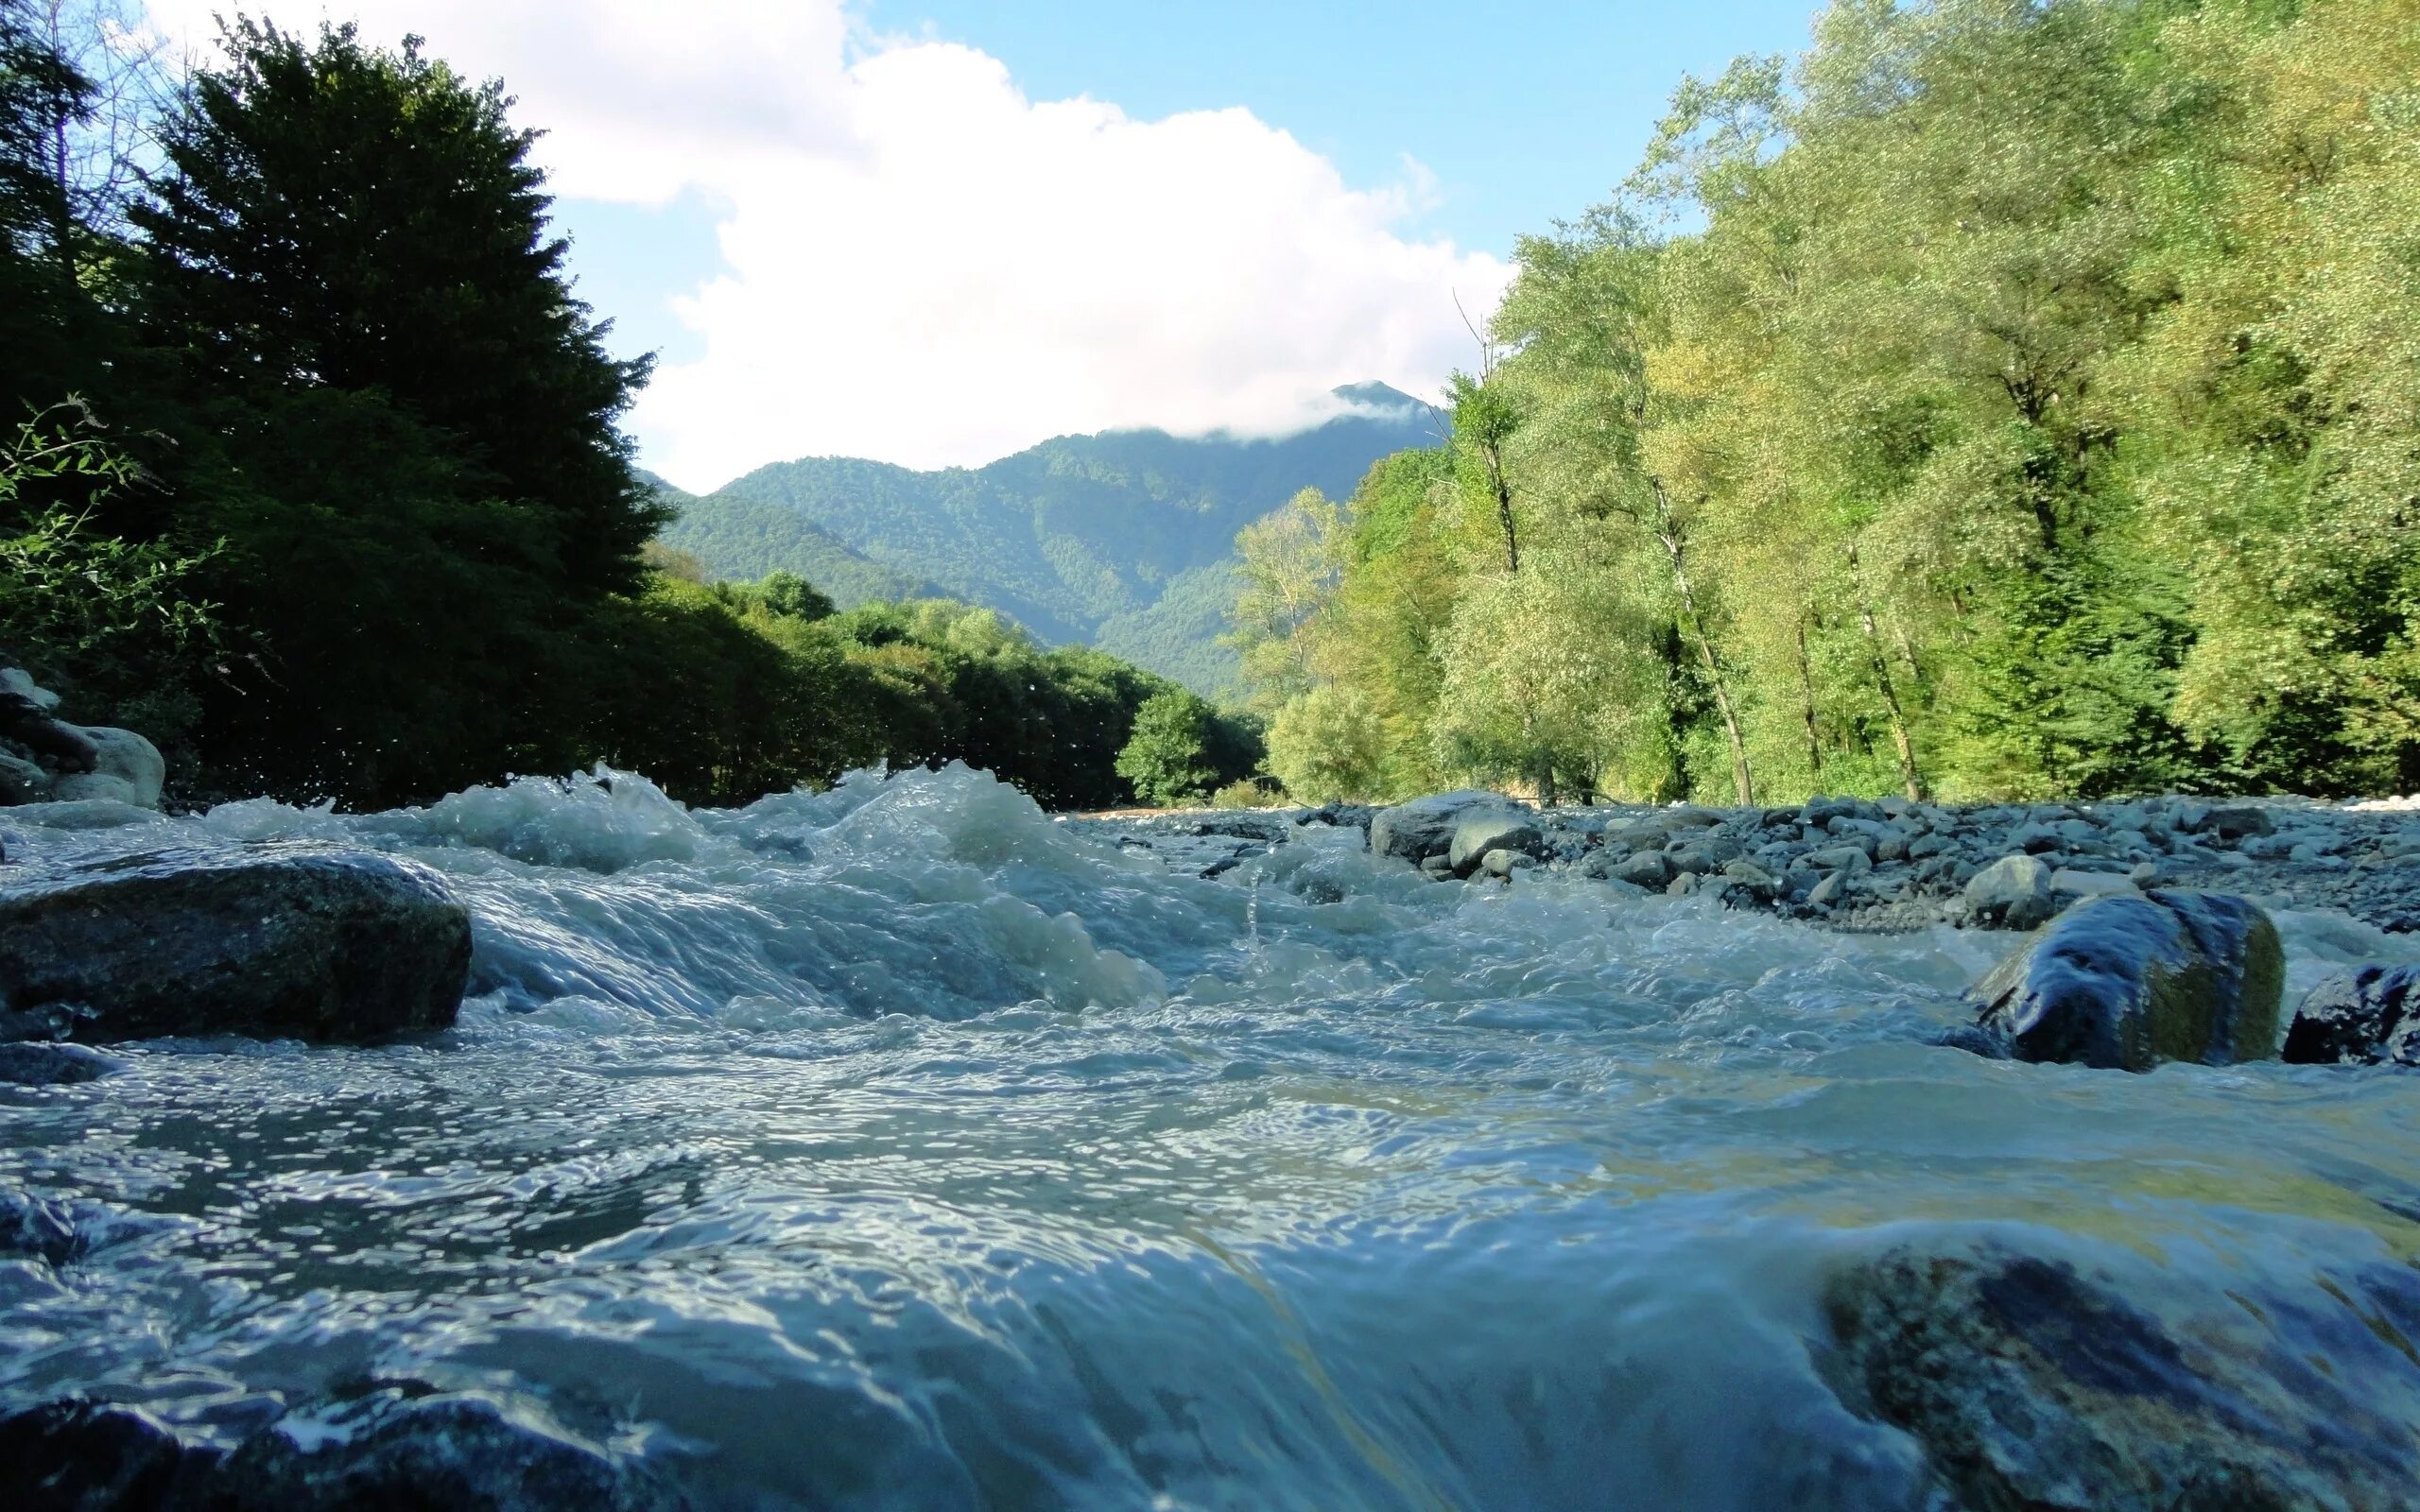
2192, 803, 2275, 840
203, 1390, 690, 1511
1964, 890, 2284, 1071
1479, 848, 1537, 879
0, 1399, 218, 1509
1, 1191, 81, 1265
0, 845, 472, 1044
44, 729, 164, 810
1825, 1245, 2420, 1512
2050, 868, 2136, 901
1806, 871, 1849, 909
1962, 854, 2056, 931
1799, 844, 1873, 874
0, 1040, 120, 1085
0, 1389, 689, 1511
1369, 790, 1500, 867
1609, 850, 1672, 888
2282, 964, 2420, 1067
1446, 808, 1546, 877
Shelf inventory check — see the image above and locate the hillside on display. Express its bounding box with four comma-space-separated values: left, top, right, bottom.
657, 384, 1439, 688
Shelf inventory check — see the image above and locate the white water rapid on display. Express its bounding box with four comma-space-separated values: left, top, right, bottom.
5, 764, 2420, 1507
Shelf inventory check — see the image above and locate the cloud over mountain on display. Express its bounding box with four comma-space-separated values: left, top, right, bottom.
140, 1, 1511, 486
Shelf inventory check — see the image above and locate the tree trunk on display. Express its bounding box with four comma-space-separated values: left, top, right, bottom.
1484, 442, 1519, 574
1795, 612, 1824, 781
1650, 480, 1754, 806
1847, 541, 1925, 802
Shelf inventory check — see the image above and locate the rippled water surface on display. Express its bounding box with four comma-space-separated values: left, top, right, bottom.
6, 765, 2420, 1508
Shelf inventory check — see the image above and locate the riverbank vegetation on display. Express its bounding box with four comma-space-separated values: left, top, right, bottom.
0, 6, 1258, 810
1236, 0, 2420, 805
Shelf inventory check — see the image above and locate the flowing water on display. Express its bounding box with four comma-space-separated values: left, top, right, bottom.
5, 765, 2420, 1508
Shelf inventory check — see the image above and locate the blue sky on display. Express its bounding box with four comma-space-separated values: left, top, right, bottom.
149, 1, 1823, 485
562, 1, 1822, 385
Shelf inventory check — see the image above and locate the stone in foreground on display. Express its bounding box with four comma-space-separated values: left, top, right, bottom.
1446, 808, 1546, 877
2282, 964, 2420, 1067
0, 845, 472, 1044
1963, 890, 2283, 1071
0, 1389, 690, 1511
1826, 1244, 2420, 1511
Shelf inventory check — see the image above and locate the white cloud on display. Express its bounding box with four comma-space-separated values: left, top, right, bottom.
140, 1, 1511, 488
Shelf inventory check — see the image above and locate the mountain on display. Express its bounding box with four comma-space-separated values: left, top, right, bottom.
654, 384, 1441, 692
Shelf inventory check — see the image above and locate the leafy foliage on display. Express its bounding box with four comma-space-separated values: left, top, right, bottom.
1242, 0, 2420, 802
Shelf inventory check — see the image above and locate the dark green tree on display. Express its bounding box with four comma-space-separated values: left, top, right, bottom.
132, 19, 662, 594
1116, 688, 1221, 807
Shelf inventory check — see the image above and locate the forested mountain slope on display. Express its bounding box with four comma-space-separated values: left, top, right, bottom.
659, 384, 1439, 687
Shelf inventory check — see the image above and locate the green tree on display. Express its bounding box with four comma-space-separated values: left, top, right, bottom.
1115, 688, 1220, 807
133, 19, 662, 595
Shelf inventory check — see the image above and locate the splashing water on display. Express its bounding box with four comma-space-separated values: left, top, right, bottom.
4, 764, 2418, 1507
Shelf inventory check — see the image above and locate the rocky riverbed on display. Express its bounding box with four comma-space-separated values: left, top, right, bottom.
1083, 789, 2420, 937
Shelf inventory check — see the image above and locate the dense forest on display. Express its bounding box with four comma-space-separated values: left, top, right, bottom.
0, 5, 1257, 812
1235, 0, 2420, 806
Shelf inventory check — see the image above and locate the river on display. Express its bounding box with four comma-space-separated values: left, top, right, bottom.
5, 764, 2419, 1507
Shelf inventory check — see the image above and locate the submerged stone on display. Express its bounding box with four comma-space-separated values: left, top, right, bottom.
204, 1390, 689, 1511
1825, 1245, 2420, 1512
0, 845, 472, 1044
0, 1400, 217, 1509
1963, 890, 2283, 1071
2, 1192, 81, 1266
0, 1389, 689, 1511
0, 1040, 120, 1085
2282, 964, 2420, 1067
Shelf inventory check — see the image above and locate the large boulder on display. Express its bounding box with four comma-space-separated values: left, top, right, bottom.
1962, 854, 2056, 930
1825, 1244, 2420, 1511
2282, 964, 2420, 1067
1962, 890, 2283, 1071
1368, 790, 1505, 868
1446, 808, 1547, 877
0, 845, 472, 1044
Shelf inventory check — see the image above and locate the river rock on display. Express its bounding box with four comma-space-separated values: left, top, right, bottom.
202, 1390, 691, 1511
1369, 790, 1501, 867
0, 1040, 120, 1085
0, 1389, 691, 1511
1447, 808, 1546, 877
1825, 1244, 2420, 1511
2282, 964, 2420, 1067
44, 728, 165, 809
0, 1400, 218, 1507
1963, 890, 2283, 1071
0, 845, 473, 1044
1962, 854, 2056, 930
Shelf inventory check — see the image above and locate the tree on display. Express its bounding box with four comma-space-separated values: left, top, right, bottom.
133, 19, 662, 595
1115, 687, 1221, 807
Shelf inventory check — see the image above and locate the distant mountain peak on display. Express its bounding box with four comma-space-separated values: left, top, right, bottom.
1329, 381, 1426, 413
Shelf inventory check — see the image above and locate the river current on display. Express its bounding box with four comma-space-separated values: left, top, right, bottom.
5, 764, 2419, 1508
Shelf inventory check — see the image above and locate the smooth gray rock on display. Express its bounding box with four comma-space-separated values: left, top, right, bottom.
45, 728, 164, 809
1806, 871, 1848, 909
2050, 868, 2136, 900
1611, 850, 1673, 888
1964, 890, 2284, 1071
0, 845, 472, 1044
2283, 964, 2420, 1067
1369, 790, 1500, 866
1826, 1244, 2420, 1512
1963, 854, 2056, 930
1447, 809, 1546, 877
